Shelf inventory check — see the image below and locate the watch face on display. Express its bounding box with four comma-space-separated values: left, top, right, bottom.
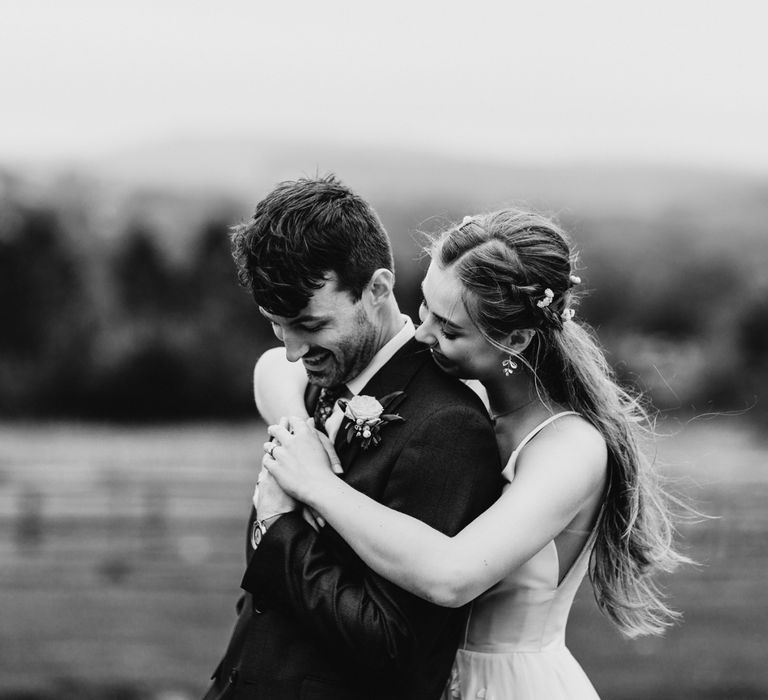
251, 521, 264, 549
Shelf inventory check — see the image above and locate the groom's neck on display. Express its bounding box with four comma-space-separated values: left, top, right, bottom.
373, 301, 405, 352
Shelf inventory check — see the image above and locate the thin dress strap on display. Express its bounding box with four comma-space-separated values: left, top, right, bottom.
502, 411, 580, 481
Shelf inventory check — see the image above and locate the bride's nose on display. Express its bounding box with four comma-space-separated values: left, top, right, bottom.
414, 320, 437, 346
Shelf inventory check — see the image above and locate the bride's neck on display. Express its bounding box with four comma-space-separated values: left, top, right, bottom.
483, 373, 563, 461
484, 373, 536, 419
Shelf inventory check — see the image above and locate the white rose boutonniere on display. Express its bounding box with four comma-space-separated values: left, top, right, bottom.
338, 391, 406, 449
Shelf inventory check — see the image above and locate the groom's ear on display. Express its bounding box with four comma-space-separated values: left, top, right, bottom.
365, 268, 395, 307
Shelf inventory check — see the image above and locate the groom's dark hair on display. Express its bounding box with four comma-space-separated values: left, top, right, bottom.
231, 174, 394, 317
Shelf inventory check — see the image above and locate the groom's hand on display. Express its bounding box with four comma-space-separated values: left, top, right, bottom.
256, 464, 298, 521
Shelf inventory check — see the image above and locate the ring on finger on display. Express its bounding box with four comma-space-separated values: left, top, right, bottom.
266, 442, 277, 459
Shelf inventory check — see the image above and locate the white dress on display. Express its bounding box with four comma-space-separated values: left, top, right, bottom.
444, 412, 601, 700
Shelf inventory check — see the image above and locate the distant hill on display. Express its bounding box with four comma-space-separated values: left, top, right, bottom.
80, 136, 768, 217
3, 137, 766, 259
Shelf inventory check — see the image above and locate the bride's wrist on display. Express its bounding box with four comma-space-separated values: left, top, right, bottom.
305, 473, 342, 512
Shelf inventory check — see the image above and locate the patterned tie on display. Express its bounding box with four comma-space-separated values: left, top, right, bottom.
313, 384, 348, 434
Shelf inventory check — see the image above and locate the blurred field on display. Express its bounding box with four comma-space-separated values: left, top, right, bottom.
0, 419, 766, 699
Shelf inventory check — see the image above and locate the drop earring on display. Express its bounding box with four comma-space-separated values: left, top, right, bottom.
502, 356, 517, 376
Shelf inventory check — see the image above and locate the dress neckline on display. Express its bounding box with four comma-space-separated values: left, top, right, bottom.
552, 508, 602, 590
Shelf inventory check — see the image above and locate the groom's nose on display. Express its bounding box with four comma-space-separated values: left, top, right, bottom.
284, 339, 310, 362
283, 334, 310, 362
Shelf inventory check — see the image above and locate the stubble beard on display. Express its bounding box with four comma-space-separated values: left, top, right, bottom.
306, 308, 379, 388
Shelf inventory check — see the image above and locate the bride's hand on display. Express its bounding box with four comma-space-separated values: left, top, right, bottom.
264, 417, 339, 504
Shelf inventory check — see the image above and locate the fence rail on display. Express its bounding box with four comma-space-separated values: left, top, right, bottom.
1, 421, 767, 699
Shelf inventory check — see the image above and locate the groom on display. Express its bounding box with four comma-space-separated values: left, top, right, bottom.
204, 175, 501, 700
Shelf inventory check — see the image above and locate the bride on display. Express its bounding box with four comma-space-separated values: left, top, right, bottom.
258, 209, 688, 699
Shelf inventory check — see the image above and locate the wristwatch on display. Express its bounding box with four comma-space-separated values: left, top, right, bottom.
250, 513, 283, 550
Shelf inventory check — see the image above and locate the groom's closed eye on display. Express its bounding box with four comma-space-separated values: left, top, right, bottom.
269, 320, 327, 336
296, 322, 327, 333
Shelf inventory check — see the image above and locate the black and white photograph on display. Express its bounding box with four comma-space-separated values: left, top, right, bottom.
1, 2, 766, 698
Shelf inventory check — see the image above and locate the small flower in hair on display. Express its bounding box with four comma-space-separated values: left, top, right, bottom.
561, 308, 576, 322
536, 288, 554, 308
460, 215, 473, 226
569, 274, 581, 285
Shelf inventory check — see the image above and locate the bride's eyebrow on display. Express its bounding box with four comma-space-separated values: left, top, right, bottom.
421, 286, 463, 333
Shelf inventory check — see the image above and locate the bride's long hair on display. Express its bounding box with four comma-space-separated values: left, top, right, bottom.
433, 209, 690, 638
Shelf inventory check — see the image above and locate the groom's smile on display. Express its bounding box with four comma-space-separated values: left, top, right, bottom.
301, 348, 335, 375
259, 274, 379, 388
302, 349, 332, 368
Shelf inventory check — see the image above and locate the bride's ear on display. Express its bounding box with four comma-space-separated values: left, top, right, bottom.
504, 329, 535, 354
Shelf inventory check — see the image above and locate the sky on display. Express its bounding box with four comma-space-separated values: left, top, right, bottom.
2, 0, 767, 172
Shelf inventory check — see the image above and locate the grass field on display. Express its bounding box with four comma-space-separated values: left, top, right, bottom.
0, 418, 766, 699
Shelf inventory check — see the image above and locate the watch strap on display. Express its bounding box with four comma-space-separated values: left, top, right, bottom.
250, 512, 287, 550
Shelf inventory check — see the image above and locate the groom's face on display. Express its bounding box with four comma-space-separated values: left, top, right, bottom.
259, 274, 379, 387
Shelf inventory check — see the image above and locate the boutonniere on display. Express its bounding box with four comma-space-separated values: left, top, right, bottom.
338, 391, 406, 449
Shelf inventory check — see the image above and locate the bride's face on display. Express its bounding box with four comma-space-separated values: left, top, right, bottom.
415, 261, 503, 380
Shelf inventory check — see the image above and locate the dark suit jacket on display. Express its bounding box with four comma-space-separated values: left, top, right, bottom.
204, 339, 501, 700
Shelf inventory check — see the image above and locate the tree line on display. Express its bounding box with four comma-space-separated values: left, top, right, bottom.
1, 190, 765, 422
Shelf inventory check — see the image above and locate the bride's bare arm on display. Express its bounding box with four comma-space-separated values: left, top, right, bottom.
266, 417, 607, 607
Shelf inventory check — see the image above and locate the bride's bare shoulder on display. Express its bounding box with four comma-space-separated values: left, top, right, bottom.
253, 347, 308, 421
255, 346, 296, 376
254, 347, 307, 387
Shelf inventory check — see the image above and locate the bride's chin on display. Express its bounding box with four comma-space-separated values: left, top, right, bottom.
430, 350, 462, 375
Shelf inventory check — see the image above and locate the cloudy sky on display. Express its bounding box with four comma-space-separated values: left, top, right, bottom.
2, 0, 766, 172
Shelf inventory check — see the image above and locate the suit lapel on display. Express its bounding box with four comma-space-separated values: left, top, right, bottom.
333, 338, 432, 471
